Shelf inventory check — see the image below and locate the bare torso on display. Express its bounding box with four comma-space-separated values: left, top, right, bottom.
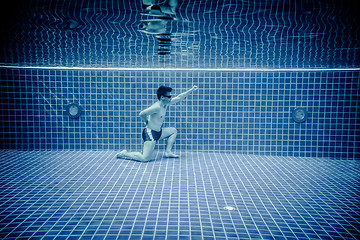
146, 102, 167, 132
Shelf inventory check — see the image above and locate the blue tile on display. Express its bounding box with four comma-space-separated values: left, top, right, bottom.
1, 69, 359, 159
1, 151, 360, 239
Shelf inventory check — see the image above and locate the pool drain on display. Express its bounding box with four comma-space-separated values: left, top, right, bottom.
224, 206, 235, 211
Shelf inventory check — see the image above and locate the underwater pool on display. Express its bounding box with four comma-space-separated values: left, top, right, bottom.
0, 150, 359, 239
0, 0, 359, 69
0, 0, 359, 239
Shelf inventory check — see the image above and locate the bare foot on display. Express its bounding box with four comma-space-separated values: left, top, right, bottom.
117, 150, 127, 158
164, 152, 179, 158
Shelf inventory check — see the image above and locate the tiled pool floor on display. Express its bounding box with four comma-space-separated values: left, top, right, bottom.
0, 151, 359, 239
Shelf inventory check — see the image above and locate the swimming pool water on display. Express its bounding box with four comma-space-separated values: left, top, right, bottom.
0, 69, 359, 159
0, 1, 359, 239
0, 151, 359, 239
0, 0, 359, 69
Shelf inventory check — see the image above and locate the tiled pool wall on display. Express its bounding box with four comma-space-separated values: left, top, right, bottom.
0, 68, 359, 159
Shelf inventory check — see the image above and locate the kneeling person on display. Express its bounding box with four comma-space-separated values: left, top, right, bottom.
117, 85, 198, 162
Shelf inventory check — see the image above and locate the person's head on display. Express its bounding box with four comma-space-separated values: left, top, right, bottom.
157, 86, 172, 102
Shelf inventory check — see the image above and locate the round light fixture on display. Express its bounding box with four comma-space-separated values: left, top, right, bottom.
65, 103, 82, 119
291, 107, 308, 123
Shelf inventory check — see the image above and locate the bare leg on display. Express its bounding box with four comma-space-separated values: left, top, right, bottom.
160, 127, 179, 158
117, 141, 156, 162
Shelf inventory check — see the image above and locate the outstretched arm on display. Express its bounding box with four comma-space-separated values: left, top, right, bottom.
170, 85, 198, 105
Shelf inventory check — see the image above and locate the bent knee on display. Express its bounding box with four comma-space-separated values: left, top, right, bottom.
171, 127, 177, 135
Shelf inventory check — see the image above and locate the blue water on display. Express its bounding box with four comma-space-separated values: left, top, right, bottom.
0, 150, 359, 239
0, 0, 359, 69
0, 1, 359, 239
0, 69, 359, 159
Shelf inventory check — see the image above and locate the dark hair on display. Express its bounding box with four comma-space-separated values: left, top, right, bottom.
157, 86, 172, 100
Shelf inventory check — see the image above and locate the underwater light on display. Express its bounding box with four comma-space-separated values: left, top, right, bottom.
292, 107, 308, 123
65, 103, 82, 119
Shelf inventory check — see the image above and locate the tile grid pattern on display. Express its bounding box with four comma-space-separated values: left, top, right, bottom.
0, 0, 359, 68
1, 68, 359, 159
0, 150, 359, 239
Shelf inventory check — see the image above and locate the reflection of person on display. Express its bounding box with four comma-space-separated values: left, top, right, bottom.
117, 85, 198, 162
139, 19, 168, 35
140, 0, 178, 55
142, 0, 178, 15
